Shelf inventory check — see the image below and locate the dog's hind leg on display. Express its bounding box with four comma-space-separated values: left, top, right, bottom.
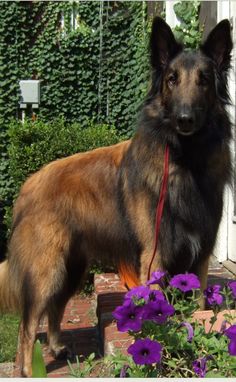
20, 272, 69, 376
19, 251, 71, 376
20, 307, 44, 377
47, 253, 88, 360
47, 296, 72, 359
20, 276, 52, 377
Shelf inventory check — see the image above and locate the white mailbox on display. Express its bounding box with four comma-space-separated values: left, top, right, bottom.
19, 80, 41, 108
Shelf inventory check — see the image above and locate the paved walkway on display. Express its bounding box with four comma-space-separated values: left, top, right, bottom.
0, 256, 235, 378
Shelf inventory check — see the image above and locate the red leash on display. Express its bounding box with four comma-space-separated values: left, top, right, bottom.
147, 144, 170, 281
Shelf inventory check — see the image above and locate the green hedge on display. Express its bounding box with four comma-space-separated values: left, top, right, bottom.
3, 119, 125, 238
8, 119, 122, 188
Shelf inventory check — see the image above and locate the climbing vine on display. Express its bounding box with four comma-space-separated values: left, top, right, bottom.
0, 1, 149, 137
173, 1, 203, 49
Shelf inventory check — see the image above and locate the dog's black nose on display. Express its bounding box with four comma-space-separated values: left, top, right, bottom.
176, 111, 195, 136
177, 113, 194, 126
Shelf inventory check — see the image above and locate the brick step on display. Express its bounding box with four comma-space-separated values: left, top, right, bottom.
94, 273, 133, 356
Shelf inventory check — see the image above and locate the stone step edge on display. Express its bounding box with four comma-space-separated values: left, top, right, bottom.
94, 273, 132, 356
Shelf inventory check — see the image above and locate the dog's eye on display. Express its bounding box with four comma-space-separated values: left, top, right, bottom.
198, 73, 210, 86
167, 73, 177, 87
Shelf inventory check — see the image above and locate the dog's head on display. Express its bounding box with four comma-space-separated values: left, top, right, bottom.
149, 17, 233, 137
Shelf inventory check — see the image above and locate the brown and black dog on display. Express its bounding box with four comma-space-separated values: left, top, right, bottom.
0, 17, 233, 376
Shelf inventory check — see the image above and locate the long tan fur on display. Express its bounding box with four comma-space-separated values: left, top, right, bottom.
0, 260, 19, 313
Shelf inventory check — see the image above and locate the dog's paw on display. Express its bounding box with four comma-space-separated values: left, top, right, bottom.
21, 365, 32, 378
50, 344, 73, 360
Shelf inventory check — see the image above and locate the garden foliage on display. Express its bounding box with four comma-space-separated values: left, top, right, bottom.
4, 118, 123, 235
173, 1, 203, 49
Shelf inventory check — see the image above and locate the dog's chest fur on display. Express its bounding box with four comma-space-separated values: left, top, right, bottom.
158, 150, 226, 274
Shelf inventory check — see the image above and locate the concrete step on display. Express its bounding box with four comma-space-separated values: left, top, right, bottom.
94, 273, 132, 356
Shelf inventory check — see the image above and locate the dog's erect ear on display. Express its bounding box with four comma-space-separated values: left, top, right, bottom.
150, 17, 182, 70
201, 19, 233, 71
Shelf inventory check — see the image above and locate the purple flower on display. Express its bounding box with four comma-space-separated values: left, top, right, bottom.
143, 300, 175, 324
113, 300, 143, 332
125, 285, 150, 303
228, 281, 236, 299
148, 289, 165, 302
220, 320, 227, 333
119, 364, 129, 377
180, 322, 194, 342
224, 325, 236, 356
192, 356, 212, 378
204, 285, 223, 306
146, 270, 166, 286
128, 338, 162, 365
169, 273, 200, 292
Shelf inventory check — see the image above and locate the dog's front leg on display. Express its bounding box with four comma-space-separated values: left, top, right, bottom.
20, 316, 39, 377
139, 248, 162, 286
193, 256, 210, 310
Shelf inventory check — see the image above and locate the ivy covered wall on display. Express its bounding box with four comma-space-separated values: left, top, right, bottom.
0, 1, 149, 132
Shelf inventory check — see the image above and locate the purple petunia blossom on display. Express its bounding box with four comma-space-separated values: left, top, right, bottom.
148, 289, 165, 302
143, 300, 175, 324
224, 325, 236, 356
119, 364, 129, 377
146, 270, 166, 287
113, 300, 143, 332
220, 320, 227, 333
180, 322, 194, 342
128, 338, 162, 365
169, 273, 200, 292
125, 285, 150, 303
192, 356, 213, 378
228, 281, 236, 299
204, 285, 223, 306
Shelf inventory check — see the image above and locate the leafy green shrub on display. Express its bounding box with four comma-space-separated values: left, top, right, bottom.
8, 118, 123, 194
4, 118, 125, 233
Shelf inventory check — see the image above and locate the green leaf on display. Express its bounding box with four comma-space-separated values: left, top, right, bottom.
205, 371, 225, 378
32, 340, 47, 378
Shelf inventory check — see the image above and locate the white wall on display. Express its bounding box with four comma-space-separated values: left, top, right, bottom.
165, 1, 179, 27
215, 0, 236, 263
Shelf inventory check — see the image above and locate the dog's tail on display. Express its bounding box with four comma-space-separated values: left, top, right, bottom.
0, 260, 19, 313
118, 261, 140, 290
